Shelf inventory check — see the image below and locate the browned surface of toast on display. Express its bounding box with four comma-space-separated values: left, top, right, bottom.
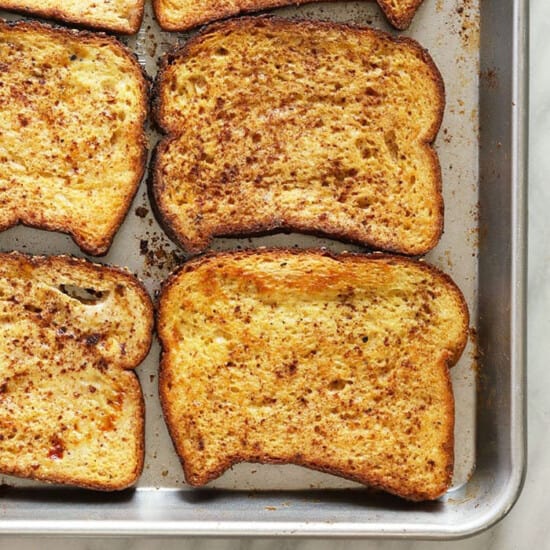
153, 18, 444, 256
157, 249, 469, 501
0, 0, 144, 34
0, 253, 153, 490
0, 20, 148, 255
154, 0, 424, 30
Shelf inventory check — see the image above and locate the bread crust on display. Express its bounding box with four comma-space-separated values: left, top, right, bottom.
153, 0, 424, 31
0, 2, 145, 34
0, 19, 149, 256
151, 17, 445, 257
158, 248, 469, 501
0, 252, 154, 490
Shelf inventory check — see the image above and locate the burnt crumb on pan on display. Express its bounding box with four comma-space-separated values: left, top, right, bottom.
135, 206, 149, 218
137, 230, 185, 285
481, 69, 498, 90
445, 0, 480, 52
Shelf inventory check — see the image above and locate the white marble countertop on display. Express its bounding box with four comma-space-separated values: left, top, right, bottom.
1, 0, 545, 547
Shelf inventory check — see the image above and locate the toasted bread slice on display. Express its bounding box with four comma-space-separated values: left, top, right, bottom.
153, 18, 444, 256
379, 0, 425, 30
0, 20, 148, 255
0, 0, 144, 34
0, 252, 153, 490
154, 0, 424, 31
158, 249, 469, 501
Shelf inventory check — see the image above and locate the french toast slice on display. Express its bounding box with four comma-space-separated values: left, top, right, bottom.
153, 18, 444, 256
157, 249, 469, 501
0, 0, 144, 34
379, 0, 425, 30
154, 0, 424, 31
0, 20, 148, 255
0, 252, 153, 490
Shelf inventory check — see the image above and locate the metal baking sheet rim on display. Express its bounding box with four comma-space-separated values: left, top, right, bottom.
0, 0, 528, 539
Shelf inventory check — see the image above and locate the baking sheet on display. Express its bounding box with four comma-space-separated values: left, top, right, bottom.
0, 0, 528, 538
0, 0, 480, 492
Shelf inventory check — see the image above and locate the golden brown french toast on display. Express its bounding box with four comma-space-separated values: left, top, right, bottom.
0, 253, 153, 490
154, 0, 424, 31
379, 0, 425, 29
153, 18, 444, 256
0, 0, 144, 34
157, 249, 469, 501
0, 20, 148, 255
